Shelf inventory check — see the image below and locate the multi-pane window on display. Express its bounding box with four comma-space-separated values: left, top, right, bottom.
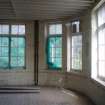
71, 35, 82, 70
71, 21, 82, 70
0, 24, 25, 69
0, 37, 9, 68
97, 4, 105, 78
47, 24, 62, 69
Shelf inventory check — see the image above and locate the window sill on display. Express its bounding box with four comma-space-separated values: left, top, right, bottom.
66, 70, 86, 78
39, 69, 65, 74
91, 77, 105, 90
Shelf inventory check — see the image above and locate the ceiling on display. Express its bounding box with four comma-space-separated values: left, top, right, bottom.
0, 0, 95, 20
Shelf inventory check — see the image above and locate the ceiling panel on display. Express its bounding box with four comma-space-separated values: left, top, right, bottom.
0, 0, 95, 20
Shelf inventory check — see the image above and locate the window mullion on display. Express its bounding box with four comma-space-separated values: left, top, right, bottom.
8, 24, 11, 69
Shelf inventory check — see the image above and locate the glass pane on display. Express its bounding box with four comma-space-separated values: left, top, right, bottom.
0, 57, 8, 67
11, 38, 25, 48
11, 37, 25, 67
98, 29, 105, 45
11, 38, 18, 47
18, 38, 25, 47
72, 48, 78, 58
49, 25, 55, 35
72, 58, 80, 70
98, 5, 105, 26
55, 58, 62, 68
18, 57, 25, 67
11, 48, 18, 56
98, 45, 105, 60
49, 24, 62, 35
99, 61, 105, 77
48, 36, 62, 68
11, 25, 18, 35
56, 37, 62, 47
0, 25, 9, 34
72, 35, 82, 47
19, 25, 25, 34
56, 48, 62, 57
18, 48, 25, 56
11, 25, 25, 35
49, 48, 55, 58
0, 37, 9, 57
2, 47, 8, 56
56, 24, 62, 34
72, 35, 82, 70
11, 57, 25, 67
11, 57, 18, 67
1, 38, 9, 46
49, 38, 56, 48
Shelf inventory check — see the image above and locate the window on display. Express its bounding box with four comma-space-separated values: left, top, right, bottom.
71, 20, 82, 70
71, 34, 82, 70
0, 24, 25, 69
47, 24, 62, 69
71, 21, 80, 33
96, 4, 105, 79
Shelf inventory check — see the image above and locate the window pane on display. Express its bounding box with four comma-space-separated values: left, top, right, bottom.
11, 48, 18, 56
99, 46, 105, 61
99, 61, 105, 77
0, 57, 8, 68
98, 4, 105, 26
49, 25, 55, 35
98, 29, 105, 45
11, 57, 18, 67
11, 25, 25, 35
56, 48, 62, 57
49, 48, 55, 58
1, 38, 9, 47
56, 24, 62, 34
0, 37, 9, 58
49, 24, 62, 35
72, 35, 82, 70
19, 25, 25, 34
2, 47, 8, 56
55, 58, 62, 67
11, 38, 25, 67
55, 37, 62, 47
11, 57, 25, 67
18, 57, 25, 66
47, 37, 62, 68
11, 25, 18, 34
18, 48, 25, 56
11, 38, 25, 48
0, 25, 9, 35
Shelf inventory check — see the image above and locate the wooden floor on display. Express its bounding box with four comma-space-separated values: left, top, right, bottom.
0, 87, 95, 105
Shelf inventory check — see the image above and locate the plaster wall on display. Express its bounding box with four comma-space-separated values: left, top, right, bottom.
0, 20, 35, 86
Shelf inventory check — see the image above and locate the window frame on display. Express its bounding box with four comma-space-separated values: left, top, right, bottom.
70, 32, 83, 71
96, 3, 105, 80
0, 24, 26, 69
46, 23, 62, 70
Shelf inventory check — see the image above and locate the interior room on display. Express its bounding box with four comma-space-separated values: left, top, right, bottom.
0, 0, 105, 105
